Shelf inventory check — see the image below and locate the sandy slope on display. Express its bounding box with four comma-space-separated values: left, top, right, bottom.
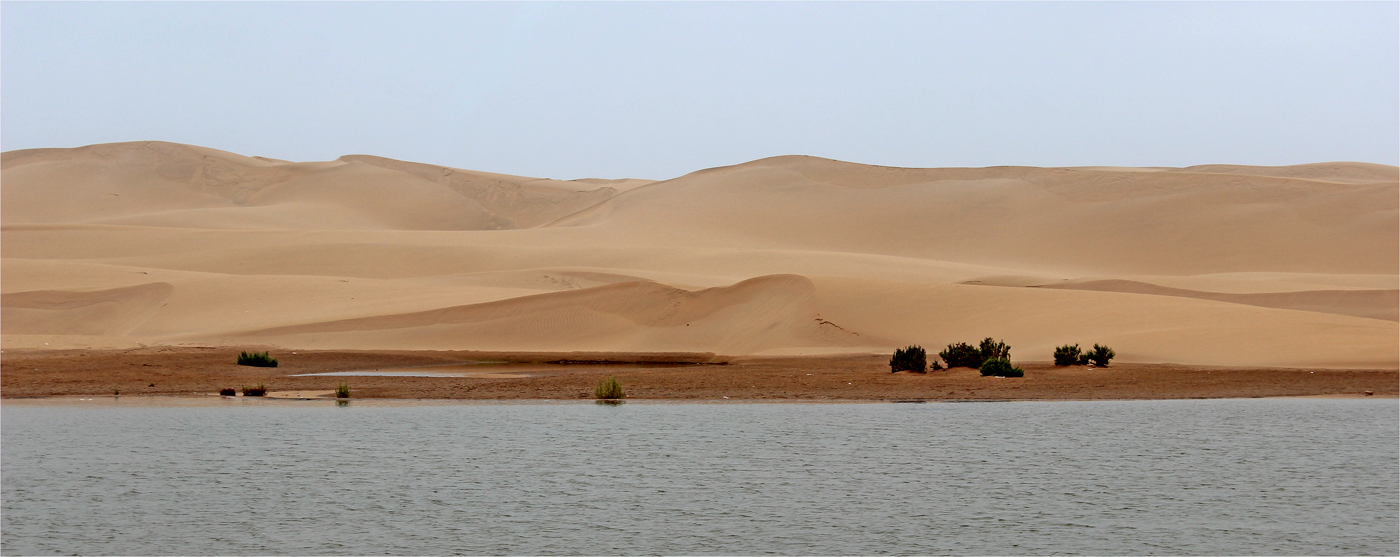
3, 142, 1396, 368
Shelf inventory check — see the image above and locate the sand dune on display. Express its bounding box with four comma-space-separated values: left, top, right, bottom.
2, 142, 1395, 368
549, 155, 1397, 276
1, 141, 632, 230
232, 274, 862, 354
1027, 279, 1398, 321
2, 282, 173, 336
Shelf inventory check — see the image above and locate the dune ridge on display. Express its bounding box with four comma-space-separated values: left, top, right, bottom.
231, 274, 863, 354
1025, 279, 1398, 322
2, 142, 1395, 368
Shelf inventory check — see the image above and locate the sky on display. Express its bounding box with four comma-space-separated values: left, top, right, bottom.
2, 2, 1396, 180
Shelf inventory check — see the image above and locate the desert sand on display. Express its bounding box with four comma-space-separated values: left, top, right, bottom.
2, 141, 1397, 398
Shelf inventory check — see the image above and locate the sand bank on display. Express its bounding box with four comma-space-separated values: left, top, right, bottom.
2, 348, 1393, 401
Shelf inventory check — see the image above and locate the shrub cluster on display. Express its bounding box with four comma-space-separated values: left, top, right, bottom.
594, 376, 625, 400
939, 338, 1012, 369
237, 351, 278, 368
939, 342, 983, 369
335, 382, 351, 399
980, 358, 1025, 377
241, 383, 267, 397
1054, 344, 1087, 366
979, 338, 1010, 361
1088, 344, 1115, 366
889, 345, 928, 373
1053, 343, 1116, 366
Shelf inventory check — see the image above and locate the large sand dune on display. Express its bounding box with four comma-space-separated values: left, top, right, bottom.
3, 141, 1396, 368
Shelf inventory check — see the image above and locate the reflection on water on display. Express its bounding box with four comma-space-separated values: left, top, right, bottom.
3, 399, 1396, 555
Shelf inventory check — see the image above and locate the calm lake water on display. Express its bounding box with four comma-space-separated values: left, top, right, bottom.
2, 398, 1396, 555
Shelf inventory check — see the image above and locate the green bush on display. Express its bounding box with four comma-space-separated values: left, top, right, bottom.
241, 383, 267, 396
594, 376, 625, 400
980, 358, 1024, 377
939, 342, 984, 369
889, 345, 927, 373
237, 351, 278, 368
1053, 344, 1085, 366
1088, 344, 1116, 367
979, 338, 1010, 361
939, 338, 1012, 369
335, 382, 350, 399
219, 388, 236, 396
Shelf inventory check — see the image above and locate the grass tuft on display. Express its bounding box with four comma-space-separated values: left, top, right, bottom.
219, 388, 236, 396
594, 376, 625, 400
334, 382, 350, 399
237, 351, 278, 367
241, 383, 267, 397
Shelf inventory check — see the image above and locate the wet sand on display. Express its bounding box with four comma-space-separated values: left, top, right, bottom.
2, 347, 1394, 401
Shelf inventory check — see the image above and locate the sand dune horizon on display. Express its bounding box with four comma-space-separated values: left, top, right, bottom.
3, 141, 1396, 368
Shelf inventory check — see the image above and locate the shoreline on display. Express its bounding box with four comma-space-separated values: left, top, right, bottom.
2, 347, 1395, 402
3, 393, 1393, 408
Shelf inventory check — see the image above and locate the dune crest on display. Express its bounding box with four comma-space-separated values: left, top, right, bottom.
1027, 279, 1398, 322
232, 274, 863, 354
1, 141, 631, 231
2, 141, 1395, 366
338, 155, 632, 228
2, 282, 174, 336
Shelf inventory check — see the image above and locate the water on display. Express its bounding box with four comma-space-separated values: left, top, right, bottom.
3, 398, 1396, 555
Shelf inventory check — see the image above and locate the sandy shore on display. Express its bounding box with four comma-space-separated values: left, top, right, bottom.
2, 347, 1394, 401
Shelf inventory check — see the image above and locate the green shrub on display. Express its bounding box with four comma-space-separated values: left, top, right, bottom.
980, 358, 1024, 377
930, 358, 944, 371
1053, 344, 1084, 366
979, 338, 1010, 361
219, 388, 236, 396
889, 345, 927, 373
237, 351, 278, 368
939, 342, 984, 369
1088, 344, 1116, 367
594, 376, 625, 400
241, 383, 267, 396
334, 382, 350, 399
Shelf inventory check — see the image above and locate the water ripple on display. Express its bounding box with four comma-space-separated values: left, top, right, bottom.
2, 399, 1396, 555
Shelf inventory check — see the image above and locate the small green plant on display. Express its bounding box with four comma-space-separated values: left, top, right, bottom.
594, 376, 625, 400
1053, 344, 1085, 366
113, 388, 120, 396
219, 388, 236, 396
237, 351, 278, 368
889, 345, 927, 373
980, 358, 1024, 377
334, 382, 350, 399
939, 342, 984, 369
1088, 344, 1116, 367
979, 337, 1011, 361
241, 383, 267, 397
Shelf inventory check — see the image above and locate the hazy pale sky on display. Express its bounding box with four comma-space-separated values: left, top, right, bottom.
3, 1, 1396, 180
